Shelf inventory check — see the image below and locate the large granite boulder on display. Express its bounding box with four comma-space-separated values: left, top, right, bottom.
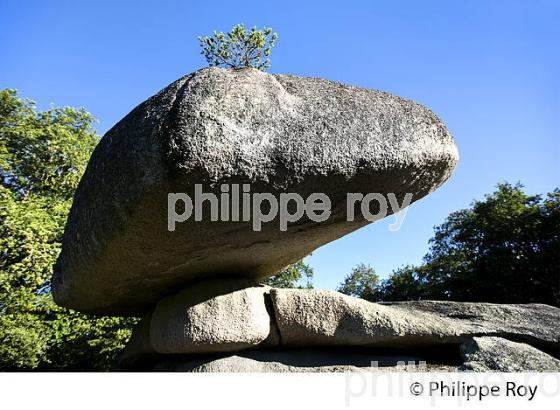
53, 67, 458, 314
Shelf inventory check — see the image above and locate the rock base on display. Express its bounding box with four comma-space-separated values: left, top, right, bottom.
150, 348, 460, 372
116, 280, 560, 372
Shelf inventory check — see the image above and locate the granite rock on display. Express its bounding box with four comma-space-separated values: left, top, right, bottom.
53, 67, 458, 314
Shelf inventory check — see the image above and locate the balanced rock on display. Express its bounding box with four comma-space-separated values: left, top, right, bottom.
53, 67, 459, 314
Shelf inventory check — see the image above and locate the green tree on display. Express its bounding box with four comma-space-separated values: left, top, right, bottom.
263, 260, 314, 289
374, 265, 427, 302
0, 89, 137, 370
198, 24, 278, 70
378, 183, 560, 306
337, 263, 380, 300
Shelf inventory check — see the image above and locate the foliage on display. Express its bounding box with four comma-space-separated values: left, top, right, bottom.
0, 89, 137, 370
419, 182, 559, 305
0, 90, 96, 200
263, 260, 314, 289
336, 263, 379, 300
374, 265, 427, 302
198, 24, 278, 70
374, 183, 559, 306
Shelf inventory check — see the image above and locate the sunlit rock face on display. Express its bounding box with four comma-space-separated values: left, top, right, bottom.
52, 67, 458, 315
116, 284, 560, 372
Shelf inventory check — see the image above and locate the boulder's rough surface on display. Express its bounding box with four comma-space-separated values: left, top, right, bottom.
384, 300, 560, 349
119, 279, 278, 365
53, 67, 459, 314
271, 289, 560, 350
149, 279, 276, 354
459, 337, 560, 372
272, 289, 459, 347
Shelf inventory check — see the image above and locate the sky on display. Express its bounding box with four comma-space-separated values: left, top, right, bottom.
1, 0, 558, 290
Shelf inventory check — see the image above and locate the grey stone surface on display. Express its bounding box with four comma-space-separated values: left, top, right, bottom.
53, 67, 458, 314
271, 289, 460, 347
460, 337, 560, 372
117, 285, 559, 370
149, 336, 560, 372
385, 300, 560, 349
151, 349, 456, 372
271, 289, 560, 350
149, 279, 275, 355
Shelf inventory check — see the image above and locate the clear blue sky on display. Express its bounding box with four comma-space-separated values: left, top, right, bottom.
1, 0, 558, 290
